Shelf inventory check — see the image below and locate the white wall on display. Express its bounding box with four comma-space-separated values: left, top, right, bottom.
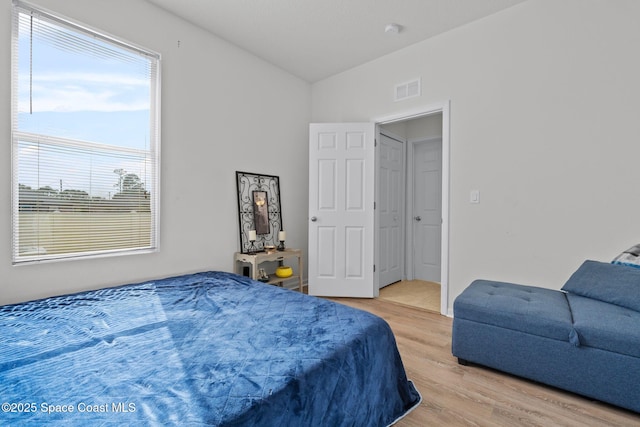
406, 114, 442, 141
312, 0, 640, 308
0, 0, 311, 305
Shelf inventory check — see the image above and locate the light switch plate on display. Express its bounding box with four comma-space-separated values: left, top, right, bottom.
470, 190, 480, 204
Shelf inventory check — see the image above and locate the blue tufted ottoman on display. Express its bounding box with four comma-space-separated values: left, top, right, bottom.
453, 280, 578, 358
451, 271, 640, 413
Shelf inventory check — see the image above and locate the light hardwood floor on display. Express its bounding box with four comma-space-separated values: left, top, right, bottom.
327, 296, 640, 427
379, 280, 440, 313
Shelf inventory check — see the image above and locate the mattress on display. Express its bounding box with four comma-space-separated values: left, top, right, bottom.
0, 271, 420, 426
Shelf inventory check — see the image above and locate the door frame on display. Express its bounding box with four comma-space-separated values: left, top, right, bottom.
373, 101, 450, 316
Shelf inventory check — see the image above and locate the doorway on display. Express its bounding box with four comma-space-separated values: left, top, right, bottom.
375, 102, 449, 315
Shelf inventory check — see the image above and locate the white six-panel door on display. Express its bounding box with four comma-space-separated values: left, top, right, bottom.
308, 123, 376, 298
378, 133, 404, 288
412, 139, 442, 282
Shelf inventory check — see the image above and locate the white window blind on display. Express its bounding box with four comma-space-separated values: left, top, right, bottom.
11, 1, 161, 263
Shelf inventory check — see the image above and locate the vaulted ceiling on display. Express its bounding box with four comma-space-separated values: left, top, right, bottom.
145, 0, 527, 82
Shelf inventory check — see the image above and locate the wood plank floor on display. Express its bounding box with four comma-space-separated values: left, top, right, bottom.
326, 296, 640, 427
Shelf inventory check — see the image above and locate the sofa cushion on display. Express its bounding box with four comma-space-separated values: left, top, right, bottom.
454, 280, 575, 343
567, 294, 640, 358
562, 260, 640, 312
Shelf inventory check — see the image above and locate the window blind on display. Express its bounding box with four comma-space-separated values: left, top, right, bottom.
11, 1, 160, 263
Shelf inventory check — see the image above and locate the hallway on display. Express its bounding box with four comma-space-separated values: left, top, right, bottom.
378, 280, 440, 313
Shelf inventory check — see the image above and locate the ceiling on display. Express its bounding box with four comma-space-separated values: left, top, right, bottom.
145, 0, 527, 83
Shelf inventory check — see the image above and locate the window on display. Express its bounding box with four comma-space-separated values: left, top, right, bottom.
11, 1, 160, 263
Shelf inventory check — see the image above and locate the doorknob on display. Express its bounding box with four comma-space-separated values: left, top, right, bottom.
310, 216, 317, 222
414, 216, 421, 221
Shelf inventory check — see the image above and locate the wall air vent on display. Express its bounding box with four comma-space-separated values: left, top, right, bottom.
394, 78, 421, 102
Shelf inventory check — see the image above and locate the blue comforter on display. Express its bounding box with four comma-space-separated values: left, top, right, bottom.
0, 272, 420, 426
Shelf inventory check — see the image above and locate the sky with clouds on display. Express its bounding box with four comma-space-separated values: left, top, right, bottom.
15, 12, 155, 199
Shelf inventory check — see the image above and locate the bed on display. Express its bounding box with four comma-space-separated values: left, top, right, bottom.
0, 271, 421, 426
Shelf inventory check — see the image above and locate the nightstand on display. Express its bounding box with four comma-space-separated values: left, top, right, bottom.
234, 248, 303, 292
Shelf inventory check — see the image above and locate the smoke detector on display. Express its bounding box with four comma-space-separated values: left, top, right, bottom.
385, 23, 402, 34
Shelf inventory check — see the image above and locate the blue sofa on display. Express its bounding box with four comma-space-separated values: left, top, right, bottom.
452, 260, 640, 413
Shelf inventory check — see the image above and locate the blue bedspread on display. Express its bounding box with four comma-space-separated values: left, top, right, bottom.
0, 272, 420, 426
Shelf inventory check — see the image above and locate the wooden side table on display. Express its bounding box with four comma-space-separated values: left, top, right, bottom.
234, 248, 303, 292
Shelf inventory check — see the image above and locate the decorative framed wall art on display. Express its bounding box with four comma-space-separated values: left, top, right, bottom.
236, 171, 283, 253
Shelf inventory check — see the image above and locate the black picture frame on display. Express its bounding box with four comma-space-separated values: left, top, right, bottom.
236, 171, 283, 253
